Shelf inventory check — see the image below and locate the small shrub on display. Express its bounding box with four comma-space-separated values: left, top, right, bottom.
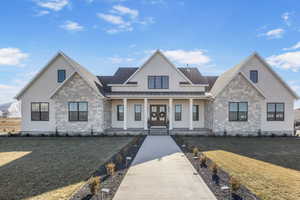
192, 147, 199, 157
89, 176, 101, 195
199, 155, 207, 167
211, 163, 218, 174
116, 154, 123, 165
106, 162, 116, 176
229, 176, 241, 192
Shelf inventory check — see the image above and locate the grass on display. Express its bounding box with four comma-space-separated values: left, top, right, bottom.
0, 136, 133, 200
0, 117, 21, 133
179, 137, 300, 200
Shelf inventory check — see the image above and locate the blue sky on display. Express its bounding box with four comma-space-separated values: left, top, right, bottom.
1, 0, 300, 107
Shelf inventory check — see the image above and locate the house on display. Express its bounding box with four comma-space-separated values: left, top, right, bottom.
15, 50, 299, 136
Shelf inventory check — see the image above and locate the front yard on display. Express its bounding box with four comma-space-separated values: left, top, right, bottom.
0, 136, 133, 200
178, 136, 300, 200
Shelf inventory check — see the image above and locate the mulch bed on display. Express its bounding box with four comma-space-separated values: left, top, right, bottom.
172, 136, 260, 200
70, 136, 146, 200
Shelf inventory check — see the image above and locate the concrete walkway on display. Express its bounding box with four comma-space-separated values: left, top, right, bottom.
113, 136, 217, 200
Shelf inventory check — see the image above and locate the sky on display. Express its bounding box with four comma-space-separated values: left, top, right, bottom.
1, 0, 300, 108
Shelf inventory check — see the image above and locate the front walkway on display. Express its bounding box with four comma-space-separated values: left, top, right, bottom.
113, 136, 217, 200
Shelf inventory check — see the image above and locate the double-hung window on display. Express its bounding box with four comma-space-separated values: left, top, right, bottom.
229, 102, 248, 121
134, 104, 142, 121
31, 102, 49, 121
267, 103, 284, 121
148, 76, 169, 89
68, 102, 88, 121
175, 104, 182, 121
193, 105, 199, 121
117, 105, 124, 121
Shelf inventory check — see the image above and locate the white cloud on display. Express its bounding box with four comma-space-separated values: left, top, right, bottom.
162, 49, 211, 65
283, 41, 300, 51
111, 5, 139, 19
0, 48, 28, 66
60, 21, 84, 31
259, 28, 285, 39
36, 0, 69, 11
143, 0, 166, 5
97, 13, 127, 25
108, 56, 134, 64
281, 12, 292, 26
267, 51, 300, 72
0, 84, 22, 104
36, 10, 50, 16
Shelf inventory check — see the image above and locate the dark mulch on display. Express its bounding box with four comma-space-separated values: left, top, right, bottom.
70, 136, 146, 200
172, 136, 260, 200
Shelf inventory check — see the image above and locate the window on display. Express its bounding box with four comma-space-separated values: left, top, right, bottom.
175, 104, 182, 121
250, 70, 258, 83
148, 76, 169, 89
229, 102, 248, 121
134, 104, 142, 121
58, 69, 66, 83
68, 102, 88, 121
117, 105, 124, 121
193, 105, 199, 121
31, 102, 49, 121
267, 103, 284, 121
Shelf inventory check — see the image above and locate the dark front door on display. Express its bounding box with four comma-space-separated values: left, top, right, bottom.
150, 105, 167, 126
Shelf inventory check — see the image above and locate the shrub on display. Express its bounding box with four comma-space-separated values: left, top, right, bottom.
116, 154, 123, 165
211, 163, 218, 174
106, 162, 116, 176
192, 147, 199, 157
199, 155, 207, 167
89, 176, 101, 195
229, 176, 241, 192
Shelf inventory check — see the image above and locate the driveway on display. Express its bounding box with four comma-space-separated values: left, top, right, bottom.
113, 136, 217, 200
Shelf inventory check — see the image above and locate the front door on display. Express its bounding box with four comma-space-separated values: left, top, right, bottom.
150, 105, 167, 126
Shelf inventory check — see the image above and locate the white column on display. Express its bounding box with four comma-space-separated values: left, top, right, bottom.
189, 98, 193, 130
169, 98, 173, 130
123, 98, 127, 130
144, 98, 148, 130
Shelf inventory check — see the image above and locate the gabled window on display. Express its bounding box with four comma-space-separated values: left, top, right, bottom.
229, 102, 248, 121
68, 102, 88, 121
250, 70, 258, 83
175, 104, 182, 121
31, 102, 49, 121
267, 103, 284, 121
193, 105, 199, 121
117, 105, 124, 121
57, 69, 66, 83
134, 104, 142, 121
148, 76, 169, 89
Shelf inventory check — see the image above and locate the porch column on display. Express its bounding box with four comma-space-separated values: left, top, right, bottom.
169, 98, 173, 130
144, 98, 148, 130
189, 98, 193, 130
123, 98, 127, 130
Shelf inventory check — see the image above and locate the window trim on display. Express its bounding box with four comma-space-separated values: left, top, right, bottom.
193, 104, 199, 121
134, 104, 142, 121
228, 102, 248, 122
148, 76, 169, 89
250, 70, 258, 83
57, 69, 66, 83
31, 102, 49, 121
267, 103, 285, 121
117, 105, 124, 121
175, 104, 182, 121
68, 102, 88, 122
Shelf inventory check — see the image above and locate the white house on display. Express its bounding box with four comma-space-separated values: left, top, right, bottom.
15, 50, 299, 136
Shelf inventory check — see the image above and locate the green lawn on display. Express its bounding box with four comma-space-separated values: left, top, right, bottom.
0, 136, 133, 200
179, 136, 300, 200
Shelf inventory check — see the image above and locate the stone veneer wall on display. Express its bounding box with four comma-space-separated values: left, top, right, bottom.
212, 74, 264, 136
52, 73, 105, 135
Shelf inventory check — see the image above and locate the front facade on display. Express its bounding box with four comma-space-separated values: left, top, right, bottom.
16, 50, 298, 136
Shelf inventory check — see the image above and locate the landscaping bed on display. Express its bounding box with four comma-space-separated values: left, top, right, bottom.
173, 136, 260, 200
70, 135, 145, 200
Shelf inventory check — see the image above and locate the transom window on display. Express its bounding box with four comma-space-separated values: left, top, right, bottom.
148, 76, 169, 89
68, 102, 88, 121
134, 104, 142, 121
250, 70, 258, 83
31, 102, 49, 121
267, 103, 284, 121
193, 105, 199, 121
175, 104, 182, 121
229, 102, 248, 121
57, 69, 66, 83
117, 105, 124, 121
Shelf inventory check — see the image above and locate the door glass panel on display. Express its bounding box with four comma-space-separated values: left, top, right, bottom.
159, 106, 165, 112
151, 106, 157, 112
